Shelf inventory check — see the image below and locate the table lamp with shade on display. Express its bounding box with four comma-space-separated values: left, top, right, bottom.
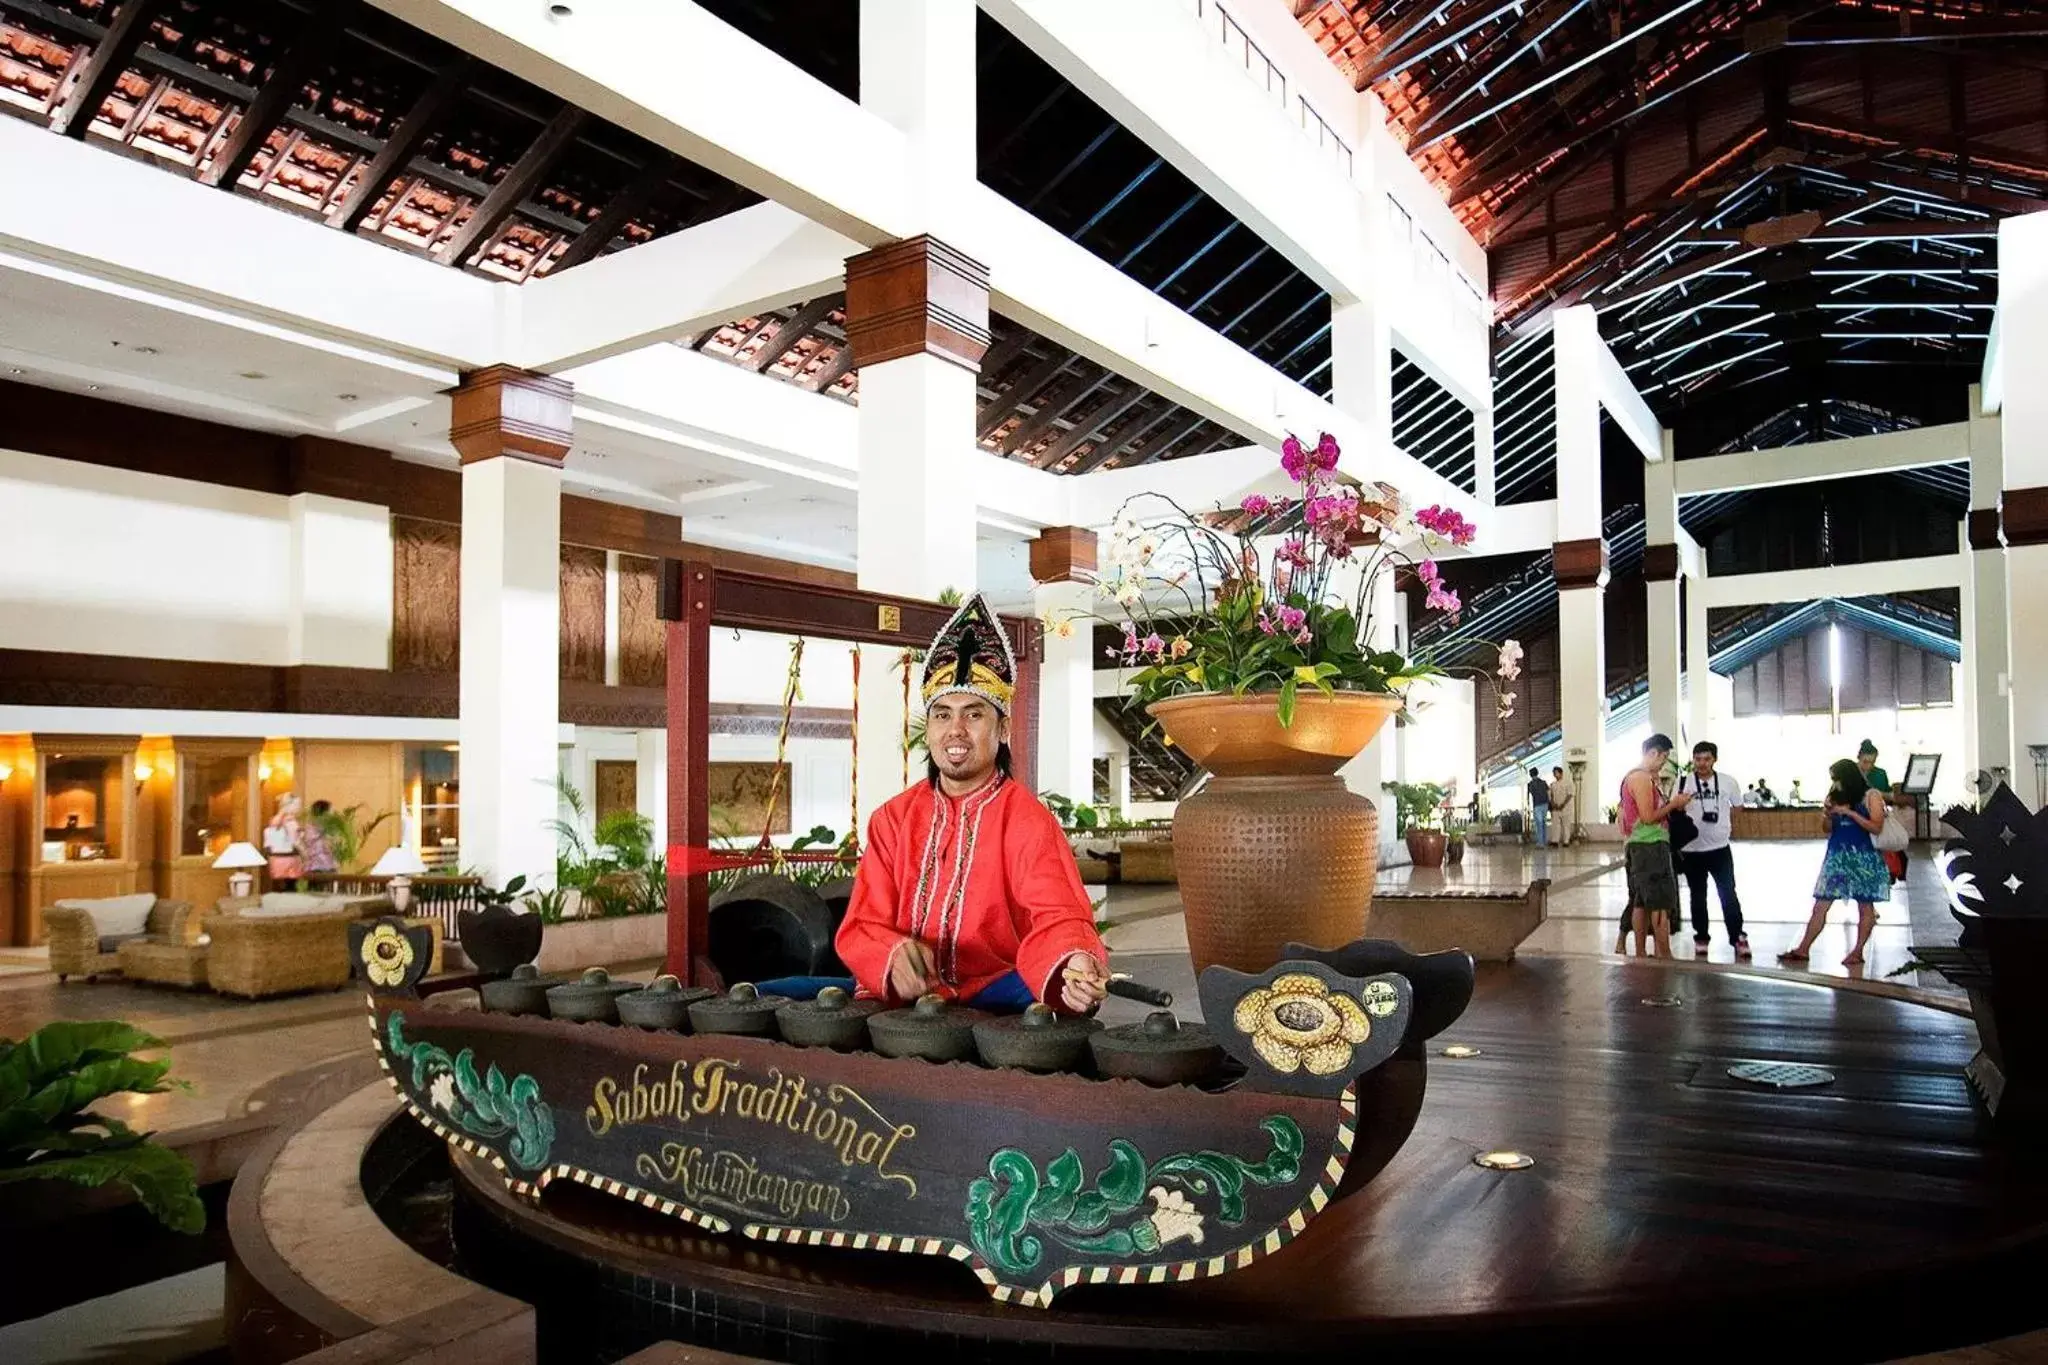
371, 844, 429, 911
212, 841, 267, 899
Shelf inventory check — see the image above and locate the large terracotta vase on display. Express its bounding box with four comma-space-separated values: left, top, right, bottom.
1149, 692, 1401, 976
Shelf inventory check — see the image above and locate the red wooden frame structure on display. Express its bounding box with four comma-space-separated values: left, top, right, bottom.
658, 561, 1041, 985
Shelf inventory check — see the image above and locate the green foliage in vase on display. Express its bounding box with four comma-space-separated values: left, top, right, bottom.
1383, 781, 1451, 834
1090, 433, 1520, 730
0, 1021, 204, 1234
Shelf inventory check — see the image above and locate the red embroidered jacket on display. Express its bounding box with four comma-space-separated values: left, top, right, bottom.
835, 777, 1106, 1011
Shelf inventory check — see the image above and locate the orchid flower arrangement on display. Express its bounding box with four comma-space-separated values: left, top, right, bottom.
1076, 432, 1520, 728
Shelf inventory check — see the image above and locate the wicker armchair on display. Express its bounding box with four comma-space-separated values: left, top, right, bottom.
47, 900, 196, 982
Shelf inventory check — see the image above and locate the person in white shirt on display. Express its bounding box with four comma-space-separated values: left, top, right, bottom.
1676, 740, 1747, 959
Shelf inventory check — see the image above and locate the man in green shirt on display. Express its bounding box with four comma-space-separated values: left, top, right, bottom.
1619, 733, 1691, 958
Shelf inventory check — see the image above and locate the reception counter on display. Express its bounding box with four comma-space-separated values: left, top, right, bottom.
1732, 806, 1829, 840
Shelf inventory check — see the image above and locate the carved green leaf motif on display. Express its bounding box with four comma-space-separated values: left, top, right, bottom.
963, 1117, 1305, 1280
385, 1015, 555, 1172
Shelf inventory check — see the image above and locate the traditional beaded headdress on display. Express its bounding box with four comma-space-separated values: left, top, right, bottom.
920, 594, 1016, 716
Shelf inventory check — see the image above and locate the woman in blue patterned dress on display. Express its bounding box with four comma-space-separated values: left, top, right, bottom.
1780, 759, 1890, 967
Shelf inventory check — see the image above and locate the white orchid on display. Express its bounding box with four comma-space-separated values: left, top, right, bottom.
1497, 639, 1524, 681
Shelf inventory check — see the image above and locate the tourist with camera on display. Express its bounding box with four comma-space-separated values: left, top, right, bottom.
1672, 740, 1748, 960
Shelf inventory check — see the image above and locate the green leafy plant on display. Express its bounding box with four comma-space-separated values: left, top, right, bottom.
1041, 793, 1104, 832
548, 775, 656, 892
1, 1021, 203, 1234
474, 874, 529, 909
1383, 781, 1450, 834
1093, 434, 1520, 729
311, 804, 394, 874
522, 885, 574, 925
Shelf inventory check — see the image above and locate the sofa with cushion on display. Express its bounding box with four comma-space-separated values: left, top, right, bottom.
203, 894, 442, 999
46, 894, 197, 982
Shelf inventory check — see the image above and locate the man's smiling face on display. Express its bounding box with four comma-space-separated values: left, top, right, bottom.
928, 694, 1005, 790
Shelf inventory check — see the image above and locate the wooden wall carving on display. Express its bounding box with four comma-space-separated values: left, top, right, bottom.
392, 517, 461, 674
617, 554, 667, 688
559, 545, 607, 683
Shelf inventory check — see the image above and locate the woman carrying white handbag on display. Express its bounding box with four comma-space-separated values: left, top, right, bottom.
1781, 759, 1891, 968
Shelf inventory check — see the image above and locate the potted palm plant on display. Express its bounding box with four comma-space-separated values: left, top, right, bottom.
1085, 432, 1517, 972
1386, 782, 1452, 869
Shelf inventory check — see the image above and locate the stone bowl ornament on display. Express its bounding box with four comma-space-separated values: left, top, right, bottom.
867, 993, 988, 1063
545, 968, 639, 1025
686, 982, 791, 1038
775, 985, 882, 1050
480, 963, 552, 1017
616, 974, 715, 1031
973, 1002, 1101, 1074
1089, 1011, 1225, 1087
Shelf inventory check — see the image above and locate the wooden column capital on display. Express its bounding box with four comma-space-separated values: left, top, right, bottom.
1640, 543, 1681, 582
2005, 488, 2048, 547
1969, 507, 2004, 551
1029, 526, 1099, 584
1553, 538, 1610, 590
449, 365, 574, 467
843, 235, 991, 372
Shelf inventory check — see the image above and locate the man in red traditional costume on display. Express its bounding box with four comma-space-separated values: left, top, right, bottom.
832, 595, 1110, 1014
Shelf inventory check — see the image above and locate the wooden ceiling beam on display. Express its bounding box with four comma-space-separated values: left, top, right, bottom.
1002, 366, 1113, 455
1033, 385, 1152, 470
1130, 411, 1212, 466
805, 342, 857, 395
329, 55, 474, 233
1360, 0, 1523, 88
1068, 398, 1176, 475
747, 296, 836, 374
441, 102, 590, 268
1405, 0, 1593, 145
51, 0, 164, 139
977, 350, 1072, 441
550, 154, 675, 271
199, 2, 343, 189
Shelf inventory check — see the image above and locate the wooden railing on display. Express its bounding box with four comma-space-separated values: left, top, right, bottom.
300, 873, 483, 943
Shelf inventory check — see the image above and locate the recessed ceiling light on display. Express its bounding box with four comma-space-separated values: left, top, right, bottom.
337, 393, 358, 401
239, 371, 268, 380
86, 384, 101, 391
129, 345, 158, 355
6, 367, 23, 376
548, 2, 573, 14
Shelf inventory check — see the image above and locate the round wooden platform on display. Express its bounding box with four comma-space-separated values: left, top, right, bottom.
447, 958, 2048, 1363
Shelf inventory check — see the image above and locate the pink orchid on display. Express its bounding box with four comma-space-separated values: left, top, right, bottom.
1293, 626, 1314, 646
1417, 558, 1443, 589
1277, 537, 1313, 568
1276, 605, 1308, 632
1426, 582, 1461, 618
1256, 610, 1279, 636
1141, 633, 1166, 658
1241, 494, 1273, 516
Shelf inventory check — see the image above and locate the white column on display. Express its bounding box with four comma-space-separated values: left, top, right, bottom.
1329, 299, 1394, 466
2001, 212, 2048, 788
636, 727, 666, 832
1644, 445, 1681, 742
1968, 385, 2011, 782
1553, 306, 1608, 814
854, 357, 981, 834
860, 0, 974, 214
1558, 584, 1608, 818
603, 550, 622, 687
458, 456, 561, 884
285, 493, 392, 668
1473, 402, 1497, 510
1686, 571, 1712, 742
1033, 578, 1095, 804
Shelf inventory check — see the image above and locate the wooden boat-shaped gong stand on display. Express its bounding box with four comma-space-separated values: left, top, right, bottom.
352, 919, 1462, 1307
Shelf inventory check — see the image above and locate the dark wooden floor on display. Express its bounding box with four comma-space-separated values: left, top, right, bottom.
457, 959, 2048, 1361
